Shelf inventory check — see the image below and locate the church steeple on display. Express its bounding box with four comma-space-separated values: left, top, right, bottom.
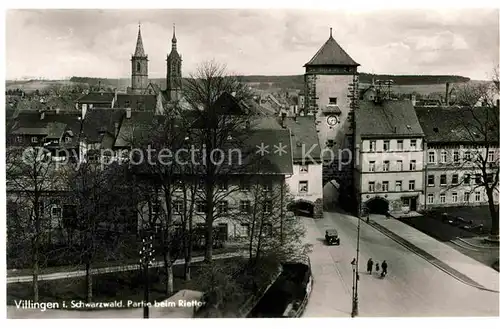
130, 23, 148, 94
166, 24, 182, 101
134, 23, 146, 57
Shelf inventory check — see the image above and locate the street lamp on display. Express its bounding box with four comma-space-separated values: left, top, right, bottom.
139, 234, 155, 318
351, 217, 360, 317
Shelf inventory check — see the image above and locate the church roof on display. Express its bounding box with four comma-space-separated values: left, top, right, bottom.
305, 29, 359, 67
134, 26, 146, 57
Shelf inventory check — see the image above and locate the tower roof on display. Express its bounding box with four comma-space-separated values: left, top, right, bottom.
304, 28, 359, 67
134, 24, 146, 57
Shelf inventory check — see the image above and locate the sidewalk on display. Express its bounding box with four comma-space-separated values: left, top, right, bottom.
7, 252, 245, 284
366, 214, 499, 292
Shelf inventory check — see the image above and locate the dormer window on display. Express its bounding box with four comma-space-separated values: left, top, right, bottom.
328, 97, 337, 105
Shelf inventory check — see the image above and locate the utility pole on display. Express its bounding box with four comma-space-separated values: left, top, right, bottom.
351, 217, 360, 317
140, 234, 154, 318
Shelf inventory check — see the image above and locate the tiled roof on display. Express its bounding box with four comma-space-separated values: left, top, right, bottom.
213, 92, 247, 115
10, 112, 81, 137
45, 122, 67, 139
357, 100, 424, 138
415, 106, 499, 144
284, 116, 321, 162
114, 112, 166, 148
116, 94, 157, 111
82, 108, 125, 143
77, 92, 115, 103
305, 33, 359, 67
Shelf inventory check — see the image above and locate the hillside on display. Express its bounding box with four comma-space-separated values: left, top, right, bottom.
7, 73, 471, 95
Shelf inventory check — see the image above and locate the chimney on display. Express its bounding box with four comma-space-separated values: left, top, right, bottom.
114, 122, 119, 137
40, 111, 45, 120
126, 108, 131, 119
410, 94, 417, 106
231, 91, 236, 97
281, 112, 287, 128
55, 107, 60, 114
445, 82, 450, 106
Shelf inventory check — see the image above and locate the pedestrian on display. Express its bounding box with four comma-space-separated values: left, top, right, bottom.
375, 262, 380, 273
381, 260, 388, 276
366, 215, 370, 224
367, 258, 373, 274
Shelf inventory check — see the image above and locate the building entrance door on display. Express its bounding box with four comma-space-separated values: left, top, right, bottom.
410, 197, 417, 211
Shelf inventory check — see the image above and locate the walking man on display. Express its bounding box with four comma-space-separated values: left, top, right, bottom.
375, 262, 380, 273
367, 258, 373, 274
381, 260, 388, 277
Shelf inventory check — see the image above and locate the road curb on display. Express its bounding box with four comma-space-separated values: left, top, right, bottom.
456, 237, 499, 250
362, 218, 499, 294
449, 239, 481, 252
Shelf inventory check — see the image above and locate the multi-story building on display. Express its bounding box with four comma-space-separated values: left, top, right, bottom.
416, 106, 499, 209
303, 28, 360, 209
354, 99, 425, 214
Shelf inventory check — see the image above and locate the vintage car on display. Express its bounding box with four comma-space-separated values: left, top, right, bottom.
325, 229, 340, 245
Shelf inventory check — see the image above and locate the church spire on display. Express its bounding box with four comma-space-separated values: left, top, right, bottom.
172, 23, 177, 51
329, 27, 332, 39
134, 23, 146, 57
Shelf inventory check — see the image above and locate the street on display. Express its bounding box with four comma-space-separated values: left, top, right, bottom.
302, 209, 500, 317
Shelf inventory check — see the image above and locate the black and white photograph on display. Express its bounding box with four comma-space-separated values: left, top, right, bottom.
3, 2, 500, 322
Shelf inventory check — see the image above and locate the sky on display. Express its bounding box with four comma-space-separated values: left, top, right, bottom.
5, 8, 500, 80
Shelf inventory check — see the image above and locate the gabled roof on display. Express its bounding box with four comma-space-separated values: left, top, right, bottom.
45, 122, 67, 139
77, 92, 115, 104
284, 116, 322, 162
10, 112, 81, 137
116, 94, 157, 111
415, 106, 499, 144
114, 112, 166, 148
82, 108, 125, 143
305, 30, 359, 67
213, 92, 247, 115
357, 100, 424, 138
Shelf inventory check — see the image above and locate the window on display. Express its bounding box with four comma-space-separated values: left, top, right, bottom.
410, 139, 417, 149
428, 175, 435, 186
487, 173, 494, 183
262, 223, 273, 237
452, 193, 458, 203
403, 198, 410, 207
369, 161, 375, 172
383, 161, 390, 172
397, 140, 403, 150
31, 136, 38, 143
382, 181, 389, 192
464, 151, 471, 161
240, 200, 251, 214
299, 181, 308, 193
369, 140, 376, 152
475, 174, 482, 184
464, 192, 470, 202
196, 201, 207, 213
368, 181, 375, 192
327, 139, 334, 148
395, 181, 402, 192
51, 206, 62, 218
410, 160, 416, 171
453, 151, 460, 163
263, 181, 272, 192
218, 179, 228, 191
328, 97, 337, 105
136, 62, 141, 72
16, 136, 22, 143
427, 194, 434, 204
299, 165, 309, 173
240, 179, 250, 192
441, 151, 447, 163
125, 100, 131, 107
241, 223, 250, 237
452, 174, 459, 185
475, 191, 481, 202
464, 174, 470, 185
150, 201, 161, 216
428, 151, 435, 163
263, 200, 272, 214
440, 174, 447, 185
397, 160, 403, 171
218, 201, 229, 214
488, 150, 495, 162
65, 136, 72, 143
383, 140, 390, 151
440, 194, 446, 203
173, 201, 184, 214
409, 180, 415, 191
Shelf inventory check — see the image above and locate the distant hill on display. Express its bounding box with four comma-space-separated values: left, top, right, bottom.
7, 74, 471, 94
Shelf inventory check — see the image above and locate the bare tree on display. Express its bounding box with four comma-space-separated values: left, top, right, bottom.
182, 60, 255, 262
450, 78, 499, 239
6, 146, 61, 302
